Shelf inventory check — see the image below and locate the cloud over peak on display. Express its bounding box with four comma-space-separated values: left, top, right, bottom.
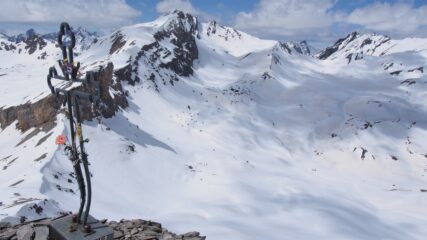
156, 0, 199, 15
0, 0, 140, 29
346, 2, 427, 33
234, 0, 427, 40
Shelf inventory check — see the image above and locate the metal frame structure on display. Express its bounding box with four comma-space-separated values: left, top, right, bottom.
46, 22, 100, 234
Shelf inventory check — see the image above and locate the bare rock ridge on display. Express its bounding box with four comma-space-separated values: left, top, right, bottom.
0, 217, 206, 240
0, 29, 48, 55
0, 94, 57, 132
317, 32, 359, 60
78, 62, 128, 120
206, 20, 242, 40
114, 10, 199, 89
316, 31, 393, 61
0, 63, 128, 132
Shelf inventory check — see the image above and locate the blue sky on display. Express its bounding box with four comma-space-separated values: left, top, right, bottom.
127, 0, 427, 23
1, 0, 427, 47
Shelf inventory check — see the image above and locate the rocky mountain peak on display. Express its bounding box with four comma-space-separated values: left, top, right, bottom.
157, 10, 199, 36
112, 10, 200, 89
8, 29, 37, 43
72, 27, 99, 50
205, 20, 242, 41
316, 31, 391, 61
280, 40, 312, 55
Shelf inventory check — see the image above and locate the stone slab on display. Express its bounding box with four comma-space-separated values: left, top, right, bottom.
50, 214, 113, 240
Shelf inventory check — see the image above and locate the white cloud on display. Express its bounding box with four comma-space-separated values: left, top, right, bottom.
155, 0, 220, 23
234, 0, 427, 40
0, 0, 140, 29
346, 2, 427, 34
234, 0, 338, 39
156, 0, 199, 14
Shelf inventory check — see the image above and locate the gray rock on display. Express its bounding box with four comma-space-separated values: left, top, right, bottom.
142, 230, 159, 237
141, 236, 157, 240
113, 230, 124, 239
16, 225, 34, 240
33, 226, 49, 240
183, 232, 200, 237
130, 228, 139, 235
148, 221, 161, 229
0, 222, 11, 230
145, 225, 162, 233
131, 219, 147, 226
122, 221, 134, 229
162, 233, 175, 240
0, 228, 16, 240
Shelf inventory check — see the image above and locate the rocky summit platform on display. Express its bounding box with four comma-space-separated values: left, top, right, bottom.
0, 216, 206, 240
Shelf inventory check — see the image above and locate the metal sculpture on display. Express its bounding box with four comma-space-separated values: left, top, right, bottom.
46, 23, 111, 239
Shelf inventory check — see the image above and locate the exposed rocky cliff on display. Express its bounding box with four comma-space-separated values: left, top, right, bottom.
0, 63, 128, 132
0, 95, 57, 132
280, 40, 312, 55
316, 32, 393, 62
113, 10, 199, 90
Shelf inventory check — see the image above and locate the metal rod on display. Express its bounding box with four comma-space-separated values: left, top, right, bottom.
67, 92, 86, 224
74, 97, 93, 226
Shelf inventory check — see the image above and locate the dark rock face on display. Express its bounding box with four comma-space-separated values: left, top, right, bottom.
206, 21, 218, 35
1, 29, 49, 55
24, 35, 47, 55
317, 32, 358, 60
0, 41, 17, 51
78, 62, 128, 120
205, 20, 242, 41
110, 31, 127, 55
280, 43, 292, 54
153, 11, 199, 76
114, 59, 134, 85
317, 32, 392, 61
0, 63, 128, 132
116, 10, 199, 90
408, 66, 424, 73
360, 38, 373, 48
0, 95, 57, 132
280, 40, 311, 55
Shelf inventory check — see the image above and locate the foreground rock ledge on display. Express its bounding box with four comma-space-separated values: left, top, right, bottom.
0, 217, 206, 240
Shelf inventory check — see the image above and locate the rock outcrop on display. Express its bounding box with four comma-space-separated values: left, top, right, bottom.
280, 40, 312, 55
114, 10, 199, 90
0, 217, 206, 240
316, 32, 392, 61
108, 219, 205, 240
0, 63, 128, 132
78, 62, 128, 120
0, 95, 57, 132
317, 32, 359, 60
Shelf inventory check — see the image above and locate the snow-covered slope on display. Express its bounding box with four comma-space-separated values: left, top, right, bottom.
1, 10, 427, 240
0, 32, 59, 108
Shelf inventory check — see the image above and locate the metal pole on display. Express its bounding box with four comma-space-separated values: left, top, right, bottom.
73, 97, 92, 228
67, 92, 86, 224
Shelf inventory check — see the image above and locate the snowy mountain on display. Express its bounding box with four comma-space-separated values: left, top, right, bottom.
317, 31, 427, 62
1, 10, 427, 240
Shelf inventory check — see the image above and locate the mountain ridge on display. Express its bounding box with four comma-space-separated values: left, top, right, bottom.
1, 10, 427, 240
